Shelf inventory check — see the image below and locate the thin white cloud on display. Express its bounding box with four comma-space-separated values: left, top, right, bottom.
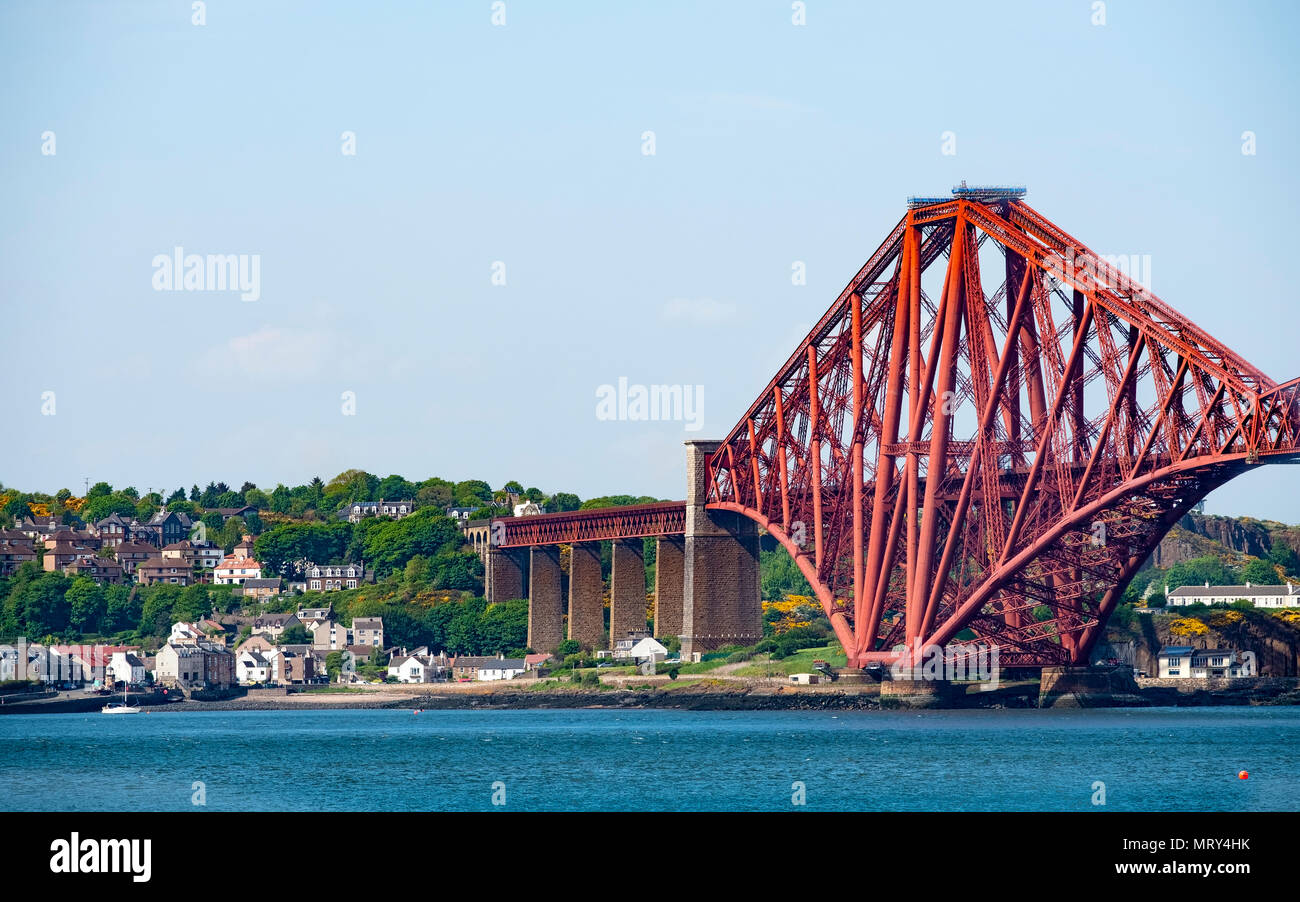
198, 324, 332, 381
663, 297, 737, 324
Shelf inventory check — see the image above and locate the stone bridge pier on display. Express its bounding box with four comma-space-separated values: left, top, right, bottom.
479, 440, 760, 659
681, 439, 762, 659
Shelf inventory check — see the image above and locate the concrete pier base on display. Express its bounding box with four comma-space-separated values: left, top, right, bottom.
1038, 666, 1142, 708
879, 679, 963, 708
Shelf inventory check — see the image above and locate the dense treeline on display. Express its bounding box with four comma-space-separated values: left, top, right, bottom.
0, 470, 599, 532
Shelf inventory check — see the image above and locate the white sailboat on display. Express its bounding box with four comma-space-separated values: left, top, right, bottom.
101, 683, 141, 714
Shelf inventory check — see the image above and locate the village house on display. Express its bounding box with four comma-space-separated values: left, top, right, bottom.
388, 654, 435, 683
214, 553, 263, 585
15, 515, 71, 541
135, 510, 194, 548
445, 507, 477, 525
161, 540, 197, 565
0, 529, 39, 576
155, 644, 206, 688
92, 513, 135, 547
610, 631, 651, 660
235, 633, 275, 657
108, 651, 146, 686
266, 647, 317, 684
451, 654, 525, 681
64, 557, 125, 585
236, 650, 271, 684
42, 530, 98, 572
339, 500, 417, 523
1157, 646, 1257, 678
193, 543, 223, 570
524, 653, 553, 671
238, 577, 282, 601
352, 617, 384, 647
1167, 582, 1299, 608
625, 637, 668, 663
307, 620, 352, 651
478, 656, 527, 681
136, 557, 193, 586
251, 612, 299, 641
169, 621, 205, 645
295, 606, 334, 631
113, 540, 156, 576
304, 563, 365, 591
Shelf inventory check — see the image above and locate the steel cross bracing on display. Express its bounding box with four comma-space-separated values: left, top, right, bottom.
492, 501, 685, 548
704, 197, 1300, 668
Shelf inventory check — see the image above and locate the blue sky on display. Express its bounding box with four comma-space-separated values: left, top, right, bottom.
2, 0, 1298, 521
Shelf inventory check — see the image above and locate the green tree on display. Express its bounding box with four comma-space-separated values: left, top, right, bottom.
547, 492, 581, 512
326, 650, 343, 682
1242, 557, 1279, 585
66, 577, 106, 635
453, 480, 493, 507
760, 547, 813, 599
279, 624, 313, 645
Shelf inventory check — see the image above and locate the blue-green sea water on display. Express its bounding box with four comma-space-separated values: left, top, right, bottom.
2, 707, 1297, 811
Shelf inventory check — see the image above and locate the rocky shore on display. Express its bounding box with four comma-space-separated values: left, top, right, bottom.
5, 675, 1298, 715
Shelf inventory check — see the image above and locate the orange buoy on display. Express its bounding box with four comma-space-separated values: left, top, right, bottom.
1238, 770, 1249, 780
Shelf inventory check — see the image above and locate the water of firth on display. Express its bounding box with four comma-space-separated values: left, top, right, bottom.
2, 707, 1298, 811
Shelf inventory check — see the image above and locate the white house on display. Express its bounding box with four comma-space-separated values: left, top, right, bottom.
108, 651, 146, 686
214, 554, 263, 585
388, 655, 433, 683
1157, 646, 1256, 678
304, 563, 365, 591
1167, 582, 1299, 608
169, 621, 204, 645
627, 636, 668, 663
237, 650, 271, 685
478, 657, 526, 681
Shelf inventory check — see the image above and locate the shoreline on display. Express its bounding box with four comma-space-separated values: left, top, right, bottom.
5, 676, 1300, 714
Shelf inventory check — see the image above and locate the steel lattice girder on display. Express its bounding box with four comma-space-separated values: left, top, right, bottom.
705, 197, 1300, 668
492, 501, 685, 548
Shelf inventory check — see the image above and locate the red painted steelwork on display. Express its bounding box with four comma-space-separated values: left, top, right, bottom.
704, 197, 1300, 668
492, 501, 685, 548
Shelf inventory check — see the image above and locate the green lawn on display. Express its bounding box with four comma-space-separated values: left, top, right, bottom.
732, 644, 846, 677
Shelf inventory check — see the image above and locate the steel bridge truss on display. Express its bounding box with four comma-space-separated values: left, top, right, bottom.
706, 198, 1300, 668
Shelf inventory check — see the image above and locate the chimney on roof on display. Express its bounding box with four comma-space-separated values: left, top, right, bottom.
1205, 581, 1209, 588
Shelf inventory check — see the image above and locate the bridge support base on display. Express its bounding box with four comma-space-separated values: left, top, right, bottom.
654, 536, 684, 640
527, 546, 563, 654
568, 542, 604, 651
1038, 666, 1142, 708
879, 678, 963, 708
682, 440, 762, 659
610, 539, 646, 650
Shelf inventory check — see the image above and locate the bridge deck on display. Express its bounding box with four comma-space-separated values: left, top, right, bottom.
491, 501, 686, 548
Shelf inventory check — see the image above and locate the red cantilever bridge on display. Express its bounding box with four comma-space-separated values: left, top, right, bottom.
482, 188, 1300, 669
